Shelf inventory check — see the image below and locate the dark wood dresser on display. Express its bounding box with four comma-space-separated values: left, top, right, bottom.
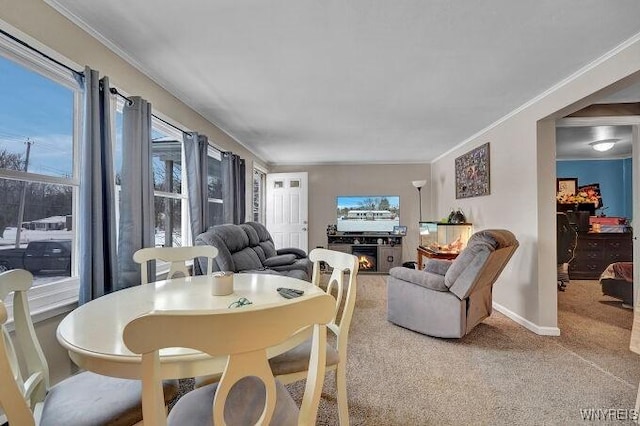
569, 232, 633, 280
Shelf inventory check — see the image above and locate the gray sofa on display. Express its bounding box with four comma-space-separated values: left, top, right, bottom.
387, 229, 518, 338
194, 222, 312, 281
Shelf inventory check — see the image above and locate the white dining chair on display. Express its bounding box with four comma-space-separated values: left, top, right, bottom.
269, 248, 359, 426
123, 292, 336, 425
0, 269, 178, 426
133, 245, 218, 284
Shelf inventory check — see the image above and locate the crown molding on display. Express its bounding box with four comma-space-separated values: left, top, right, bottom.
432, 31, 640, 164
44, 0, 266, 163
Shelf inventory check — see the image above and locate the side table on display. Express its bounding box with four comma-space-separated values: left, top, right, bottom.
417, 246, 459, 270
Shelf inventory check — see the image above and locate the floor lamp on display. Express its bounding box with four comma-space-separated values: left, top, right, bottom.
412, 180, 427, 221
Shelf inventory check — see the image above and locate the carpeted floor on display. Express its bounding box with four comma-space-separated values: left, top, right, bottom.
284, 276, 639, 425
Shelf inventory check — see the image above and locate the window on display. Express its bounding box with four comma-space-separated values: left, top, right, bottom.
0, 31, 229, 317
151, 123, 188, 247
113, 104, 190, 248
0, 35, 81, 314
207, 147, 224, 226
252, 166, 266, 223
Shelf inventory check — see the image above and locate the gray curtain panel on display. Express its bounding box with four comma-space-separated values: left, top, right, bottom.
77, 67, 118, 304
221, 152, 246, 224
184, 132, 209, 238
117, 96, 154, 289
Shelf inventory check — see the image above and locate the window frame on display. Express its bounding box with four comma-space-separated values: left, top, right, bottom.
112, 99, 192, 271
151, 117, 191, 248
252, 162, 267, 223
207, 146, 224, 228
0, 32, 82, 321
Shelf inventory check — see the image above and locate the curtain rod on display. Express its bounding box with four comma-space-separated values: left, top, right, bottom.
0, 28, 82, 77
109, 87, 187, 135
1, 29, 189, 137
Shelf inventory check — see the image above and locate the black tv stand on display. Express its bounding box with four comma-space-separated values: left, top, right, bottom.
342, 231, 389, 236
327, 232, 402, 273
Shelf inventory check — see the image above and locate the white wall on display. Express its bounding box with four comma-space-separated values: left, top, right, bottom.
431, 35, 640, 334
272, 163, 431, 261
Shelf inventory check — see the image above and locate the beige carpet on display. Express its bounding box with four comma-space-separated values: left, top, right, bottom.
286, 276, 640, 425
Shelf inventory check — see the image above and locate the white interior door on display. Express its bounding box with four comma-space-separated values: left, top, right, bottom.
266, 172, 308, 252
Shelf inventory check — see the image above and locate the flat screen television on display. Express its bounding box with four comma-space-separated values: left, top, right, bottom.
336, 195, 400, 233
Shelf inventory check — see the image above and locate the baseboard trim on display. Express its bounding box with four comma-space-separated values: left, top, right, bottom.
493, 302, 560, 336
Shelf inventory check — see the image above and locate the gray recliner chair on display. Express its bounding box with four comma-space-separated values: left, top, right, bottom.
241, 222, 312, 277
387, 229, 519, 338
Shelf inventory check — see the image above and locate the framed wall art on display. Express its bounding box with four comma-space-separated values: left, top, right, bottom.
557, 178, 577, 196
455, 142, 490, 199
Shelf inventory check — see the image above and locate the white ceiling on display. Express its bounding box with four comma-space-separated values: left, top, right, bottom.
555, 79, 640, 161
556, 125, 633, 160
47, 0, 640, 165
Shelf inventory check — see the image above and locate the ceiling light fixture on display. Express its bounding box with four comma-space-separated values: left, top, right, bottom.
589, 139, 619, 152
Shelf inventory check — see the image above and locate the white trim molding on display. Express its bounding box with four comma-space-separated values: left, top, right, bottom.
44, 0, 266, 164
493, 301, 561, 336
556, 116, 640, 127
432, 31, 640, 164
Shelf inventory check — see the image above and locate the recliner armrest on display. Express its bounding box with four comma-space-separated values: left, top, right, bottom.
424, 259, 453, 276
388, 267, 449, 292
263, 254, 297, 267
276, 247, 307, 259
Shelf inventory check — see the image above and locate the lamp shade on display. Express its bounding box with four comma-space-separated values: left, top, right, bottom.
590, 139, 618, 152
412, 180, 427, 189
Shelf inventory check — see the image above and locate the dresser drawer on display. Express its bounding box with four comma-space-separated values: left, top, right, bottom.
604, 239, 632, 251
569, 232, 632, 280
578, 251, 601, 261
580, 239, 604, 250
604, 251, 632, 262
570, 260, 604, 272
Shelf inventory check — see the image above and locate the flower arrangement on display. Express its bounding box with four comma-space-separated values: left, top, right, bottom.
556, 188, 601, 205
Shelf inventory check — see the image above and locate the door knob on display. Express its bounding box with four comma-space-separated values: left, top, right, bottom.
302, 228, 307, 231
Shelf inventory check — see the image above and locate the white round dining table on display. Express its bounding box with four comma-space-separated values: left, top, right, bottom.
56, 273, 321, 380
